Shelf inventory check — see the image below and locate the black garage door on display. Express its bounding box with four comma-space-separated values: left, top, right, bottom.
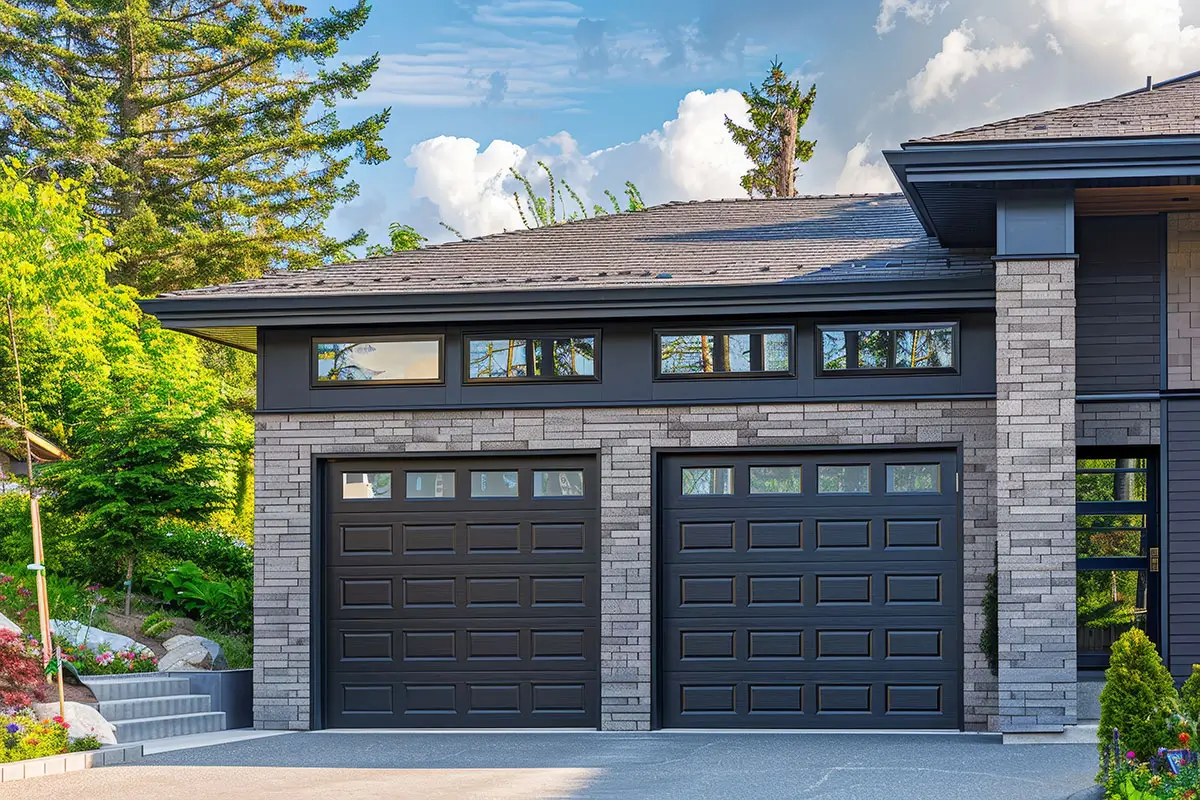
659, 449, 961, 729
324, 456, 600, 728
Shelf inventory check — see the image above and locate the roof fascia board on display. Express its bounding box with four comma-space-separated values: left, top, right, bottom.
894, 135, 1200, 155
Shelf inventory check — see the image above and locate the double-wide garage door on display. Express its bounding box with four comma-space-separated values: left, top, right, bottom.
660, 450, 961, 729
325, 456, 600, 728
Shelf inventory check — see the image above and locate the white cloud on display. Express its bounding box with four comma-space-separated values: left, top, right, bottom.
875, 0, 938, 35
404, 89, 753, 241
1045, 32, 1063, 55
1037, 0, 1200, 77
834, 138, 899, 194
906, 24, 1033, 110
472, 0, 583, 28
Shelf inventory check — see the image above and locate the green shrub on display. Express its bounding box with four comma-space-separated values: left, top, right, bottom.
0, 498, 119, 586
1100, 628, 1179, 760
195, 622, 252, 669
980, 548, 998, 675
149, 561, 251, 634
0, 568, 104, 632
1182, 664, 1200, 725
153, 521, 252, 582
141, 610, 175, 638
0, 712, 70, 764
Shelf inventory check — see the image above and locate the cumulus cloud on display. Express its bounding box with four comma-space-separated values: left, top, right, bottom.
834, 138, 899, 194
1037, 0, 1200, 77
404, 89, 753, 241
906, 24, 1033, 110
1045, 32, 1063, 55
875, 0, 939, 35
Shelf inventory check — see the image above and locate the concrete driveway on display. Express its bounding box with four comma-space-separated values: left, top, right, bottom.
15, 731, 1102, 800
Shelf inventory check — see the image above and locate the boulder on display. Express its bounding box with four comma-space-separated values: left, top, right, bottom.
49, 619, 153, 657
32, 701, 117, 746
157, 635, 214, 672
0, 612, 20, 634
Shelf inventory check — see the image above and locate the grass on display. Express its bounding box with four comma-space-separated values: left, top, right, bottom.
194, 622, 252, 669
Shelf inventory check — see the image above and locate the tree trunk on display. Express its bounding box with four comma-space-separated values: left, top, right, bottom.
124, 555, 134, 616
775, 107, 798, 197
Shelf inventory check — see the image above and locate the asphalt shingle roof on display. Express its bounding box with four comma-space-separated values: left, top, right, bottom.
909, 70, 1200, 145
161, 194, 992, 300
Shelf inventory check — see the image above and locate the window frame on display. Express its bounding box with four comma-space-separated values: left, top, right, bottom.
816, 322, 959, 377
311, 334, 445, 388
654, 325, 795, 380
462, 330, 601, 384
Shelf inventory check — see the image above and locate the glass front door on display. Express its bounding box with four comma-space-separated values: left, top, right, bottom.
1076, 450, 1160, 669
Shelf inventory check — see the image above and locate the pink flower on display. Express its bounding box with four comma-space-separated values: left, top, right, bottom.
94, 651, 114, 666
1127, 751, 1137, 760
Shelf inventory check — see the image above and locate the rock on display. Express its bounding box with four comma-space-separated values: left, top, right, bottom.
32, 701, 117, 746
0, 612, 20, 634
157, 635, 214, 672
49, 619, 153, 657
159, 634, 226, 670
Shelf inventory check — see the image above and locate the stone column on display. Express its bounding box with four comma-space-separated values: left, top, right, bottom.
994, 257, 1077, 732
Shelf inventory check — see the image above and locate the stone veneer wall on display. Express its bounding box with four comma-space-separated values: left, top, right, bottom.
253, 400, 999, 731
994, 258, 1077, 732
1168, 213, 1200, 389
1076, 402, 1160, 447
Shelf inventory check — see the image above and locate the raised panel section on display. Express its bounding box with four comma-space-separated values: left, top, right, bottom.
343, 685, 393, 714
531, 631, 586, 660
681, 685, 736, 714
680, 522, 735, 551
468, 684, 521, 713
467, 631, 520, 660
531, 576, 586, 606
467, 577, 521, 607
531, 523, 585, 553
403, 524, 455, 554
886, 575, 942, 604
816, 521, 870, 549
749, 685, 803, 714
342, 631, 393, 661
886, 630, 942, 659
749, 576, 802, 605
532, 684, 586, 713
748, 631, 803, 660
467, 524, 521, 553
403, 631, 455, 661
817, 630, 871, 659
748, 521, 802, 549
342, 578, 393, 609
680, 631, 735, 660
680, 577, 735, 606
816, 575, 871, 604
404, 684, 455, 714
887, 685, 942, 714
403, 578, 455, 608
885, 520, 941, 548
817, 685, 871, 713
341, 525, 392, 555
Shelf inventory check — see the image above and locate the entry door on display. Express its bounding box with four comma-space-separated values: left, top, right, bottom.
659, 449, 962, 729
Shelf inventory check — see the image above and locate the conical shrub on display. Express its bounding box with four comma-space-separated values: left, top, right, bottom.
1099, 628, 1178, 760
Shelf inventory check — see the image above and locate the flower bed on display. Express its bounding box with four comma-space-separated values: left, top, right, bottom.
60, 642, 157, 675
1103, 729, 1200, 799
0, 711, 98, 764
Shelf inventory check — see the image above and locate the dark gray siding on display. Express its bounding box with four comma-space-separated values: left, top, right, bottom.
258, 313, 997, 412
1169, 399, 1200, 678
1075, 216, 1161, 394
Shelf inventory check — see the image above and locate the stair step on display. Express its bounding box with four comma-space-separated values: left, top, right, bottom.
98, 694, 212, 721
112, 711, 226, 743
83, 676, 192, 702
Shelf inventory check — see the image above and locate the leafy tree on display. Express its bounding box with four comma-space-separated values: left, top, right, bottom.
1099, 628, 1178, 760
0, 0, 390, 295
366, 223, 426, 258
724, 59, 817, 198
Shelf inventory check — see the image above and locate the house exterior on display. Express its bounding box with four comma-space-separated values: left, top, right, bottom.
142, 71, 1200, 735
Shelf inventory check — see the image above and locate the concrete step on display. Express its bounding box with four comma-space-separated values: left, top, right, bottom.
83, 676, 193, 702
98, 694, 212, 722
112, 711, 227, 743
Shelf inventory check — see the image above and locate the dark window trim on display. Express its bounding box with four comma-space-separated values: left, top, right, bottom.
817, 321, 959, 376
311, 334, 445, 387
654, 325, 795, 380
463, 330, 601, 384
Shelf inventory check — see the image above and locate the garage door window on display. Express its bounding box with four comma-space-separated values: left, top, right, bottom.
817, 465, 870, 494
342, 472, 392, 500
749, 466, 802, 494
405, 471, 455, 499
886, 464, 940, 494
681, 467, 734, 495
471, 470, 519, 497
534, 470, 585, 497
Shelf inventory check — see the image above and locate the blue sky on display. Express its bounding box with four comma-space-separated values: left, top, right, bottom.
325, 0, 1200, 249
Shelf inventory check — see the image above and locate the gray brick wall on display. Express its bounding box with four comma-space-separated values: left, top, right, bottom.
1076, 401, 1160, 447
254, 400, 999, 731
1168, 213, 1200, 389
994, 258, 1077, 732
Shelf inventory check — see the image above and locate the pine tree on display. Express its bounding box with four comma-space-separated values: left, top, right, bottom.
724, 59, 817, 198
0, 0, 390, 294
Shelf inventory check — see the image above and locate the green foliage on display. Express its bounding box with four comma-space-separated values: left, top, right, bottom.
1100, 629, 1180, 760
67, 735, 103, 753
60, 641, 158, 675
0, 568, 100, 634
0, 712, 70, 763
150, 561, 251, 634
141, 610, 175, 638
195, 622, 253, 670
152, 521, 253, 582
0, 496, 120, 586
0, 0, 391, 295
366, 224, 427, 258
511, 162, 644, 229
1182, 665, 1200, 724
724, 59, 817, 198
981, 557, 999, 676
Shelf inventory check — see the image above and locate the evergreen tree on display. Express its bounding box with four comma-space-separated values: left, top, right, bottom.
0, 0, 390, 294
724, 59, 817, 198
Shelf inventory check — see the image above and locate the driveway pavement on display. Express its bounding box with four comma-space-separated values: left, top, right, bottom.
13, 731, 1102, 800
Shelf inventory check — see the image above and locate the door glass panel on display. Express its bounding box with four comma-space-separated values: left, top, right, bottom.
533, 470, 585, 497
470, 470, 519, 498
1077, 569, 1148, 657
1076, 515, 1145, 557
817, 465, 870, 494
1076, 458, 1148, 502
405, 472, 455, 499
681, 467, 734, 495
342, 472, 392, 500
749, 466, 801, 495
886, 464, 940, 494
